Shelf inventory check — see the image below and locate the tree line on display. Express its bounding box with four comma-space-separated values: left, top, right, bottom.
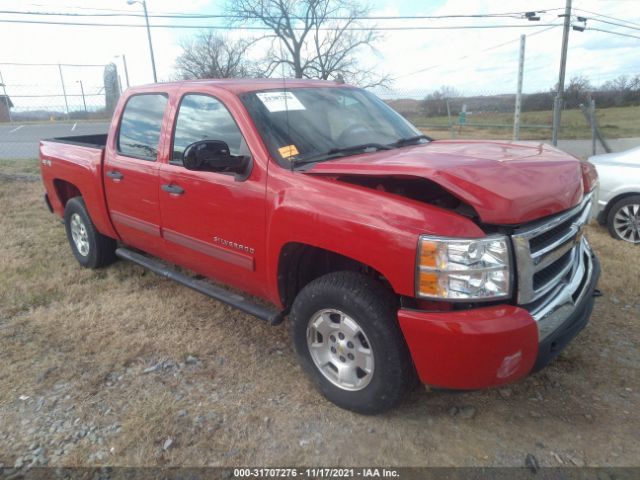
420, 74, 640, 117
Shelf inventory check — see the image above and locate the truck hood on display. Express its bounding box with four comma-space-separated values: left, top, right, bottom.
304, 140, 584, 225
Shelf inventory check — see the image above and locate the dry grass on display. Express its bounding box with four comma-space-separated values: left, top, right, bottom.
0, 160, 639, 468
407, 105, 640, 141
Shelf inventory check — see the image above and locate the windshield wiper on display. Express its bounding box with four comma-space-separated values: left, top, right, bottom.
293, 143, 392, 167
387, 134, 431, 148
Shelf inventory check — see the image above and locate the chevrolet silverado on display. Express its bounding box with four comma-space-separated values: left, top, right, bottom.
39, 79, 600, 413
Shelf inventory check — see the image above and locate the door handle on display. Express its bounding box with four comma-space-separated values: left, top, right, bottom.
106, 170, 124, 180
161, 184, 185, 195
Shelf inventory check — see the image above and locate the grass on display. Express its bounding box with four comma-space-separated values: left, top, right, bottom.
0, 159, 639, 467
0, 158, 40, 177
406, 105, 640, 141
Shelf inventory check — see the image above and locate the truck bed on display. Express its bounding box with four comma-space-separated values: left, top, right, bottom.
39, 134, 117, 240
45, 133, 108, 149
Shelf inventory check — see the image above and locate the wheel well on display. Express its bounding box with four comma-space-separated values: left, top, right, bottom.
604, 192, 640, 222
53, 179, 82, 207
277, 242, 395, 308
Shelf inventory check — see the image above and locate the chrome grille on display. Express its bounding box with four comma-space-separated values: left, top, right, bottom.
512, 193, 593, 305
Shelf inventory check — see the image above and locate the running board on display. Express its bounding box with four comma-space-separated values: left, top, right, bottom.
115, 247, 286, 325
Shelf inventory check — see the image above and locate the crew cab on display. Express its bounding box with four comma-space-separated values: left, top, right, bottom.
39, 79, 600, 413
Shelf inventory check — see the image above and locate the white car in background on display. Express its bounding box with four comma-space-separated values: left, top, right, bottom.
590, 146, 640, 243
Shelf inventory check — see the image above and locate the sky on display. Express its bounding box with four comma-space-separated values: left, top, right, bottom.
0, 0, 639, 111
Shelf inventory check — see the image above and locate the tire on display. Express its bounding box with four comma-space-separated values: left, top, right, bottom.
606, 195, 640, 244
63, 197, 117, 268
290, 271, 415, 414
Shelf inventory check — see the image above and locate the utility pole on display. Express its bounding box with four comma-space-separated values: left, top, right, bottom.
121, 54, 130, 88
58, 64, 70, 119
551, 0, 572, 146
513, 34, 526, 141
77, 80, 87, 113
115, 54, 130, 88
127, 0, 157, 83
0, 70, 12, 123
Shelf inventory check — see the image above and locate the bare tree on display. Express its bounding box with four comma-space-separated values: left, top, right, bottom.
564, 75, 593, 109
227, 0, 389, 87
175, 31, 256, 79
421, 86, 459, 117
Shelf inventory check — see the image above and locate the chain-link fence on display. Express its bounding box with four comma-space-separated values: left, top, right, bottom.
1, 66, 638, 160
375, 89, 554, 141
0, 63, 124, 159
373, 84, 640, 144
0, 63, 122, 122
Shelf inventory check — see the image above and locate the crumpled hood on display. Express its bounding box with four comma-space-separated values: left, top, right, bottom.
304, 140, 584, 224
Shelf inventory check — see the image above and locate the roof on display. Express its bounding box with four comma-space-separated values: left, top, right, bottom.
0, 95, 13, 108
129, 78, 351, 95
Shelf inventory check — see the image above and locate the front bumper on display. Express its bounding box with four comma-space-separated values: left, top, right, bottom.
532, 245, 600, 371
398, 243, 600, 390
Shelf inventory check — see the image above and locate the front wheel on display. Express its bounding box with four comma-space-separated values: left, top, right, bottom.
607, 195, 640, 243
290, 271, 415, 414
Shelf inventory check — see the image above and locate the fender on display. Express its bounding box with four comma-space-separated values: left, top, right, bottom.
39, 141, 118, 240
264, 170, 485, 305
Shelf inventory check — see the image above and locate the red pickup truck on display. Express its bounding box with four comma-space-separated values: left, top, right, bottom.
40, 79, 600, 413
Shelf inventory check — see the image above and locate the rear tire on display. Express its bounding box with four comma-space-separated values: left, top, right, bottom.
606, 195, 640, 243
290, 271, 415, 414
64, 197, 117, 268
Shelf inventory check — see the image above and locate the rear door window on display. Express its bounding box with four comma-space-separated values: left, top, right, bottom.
117, 94, 168, 161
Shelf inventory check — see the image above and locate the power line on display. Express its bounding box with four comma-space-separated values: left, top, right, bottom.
396, 24, 560, 79
0, 62, 105, 67
583, 16, 640, 32
573, 7, 640, 28
0, 18, 561, 30
0, 7, 567, 21
585, 27, 640, 40
0, 9, 520, 19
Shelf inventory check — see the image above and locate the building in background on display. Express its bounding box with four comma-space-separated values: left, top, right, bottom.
0, 95, 13, 122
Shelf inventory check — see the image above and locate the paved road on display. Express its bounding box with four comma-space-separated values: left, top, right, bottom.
1, 120, 639, 160
557, 137, 640, 159
0, 122, 110, 160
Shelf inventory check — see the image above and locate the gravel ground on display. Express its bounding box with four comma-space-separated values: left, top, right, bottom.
0, 163, 639, 473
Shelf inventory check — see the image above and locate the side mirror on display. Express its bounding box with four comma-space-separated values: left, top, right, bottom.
182, 140, 247, 174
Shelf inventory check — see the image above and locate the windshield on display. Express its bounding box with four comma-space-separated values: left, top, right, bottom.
239, 87, 424, 166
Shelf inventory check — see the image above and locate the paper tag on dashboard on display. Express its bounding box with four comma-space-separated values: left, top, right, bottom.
256, 91, 305, 112
278, 145, 299, 159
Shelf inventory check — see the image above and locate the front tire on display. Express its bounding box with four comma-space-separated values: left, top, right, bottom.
290, 271, 415, 414
64, 197, 117, 268
607, 195, 640, 243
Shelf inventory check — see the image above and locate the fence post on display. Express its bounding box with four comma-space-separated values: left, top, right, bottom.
580, 99, 611, 154
513, 34, 526, 141
551, 96, 562, 145
58, 64, 70, 119
589, 96, 596, 156
446, 99, 455, 139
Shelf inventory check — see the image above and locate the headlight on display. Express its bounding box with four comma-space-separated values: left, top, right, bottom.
416, 235, 512, 301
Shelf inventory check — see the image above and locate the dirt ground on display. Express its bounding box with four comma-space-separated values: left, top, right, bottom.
0, 161, 639, 471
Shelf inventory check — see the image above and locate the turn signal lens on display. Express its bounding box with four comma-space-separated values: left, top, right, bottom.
418, 271, 440, 297
419, 240, 438, 268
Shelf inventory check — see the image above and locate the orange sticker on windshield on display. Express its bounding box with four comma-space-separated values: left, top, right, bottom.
278, 145, 299, 159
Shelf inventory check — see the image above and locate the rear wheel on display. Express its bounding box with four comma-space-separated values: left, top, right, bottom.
64, 197, 117, 268
290, 271, 415, 414
607, 195, 640, 243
